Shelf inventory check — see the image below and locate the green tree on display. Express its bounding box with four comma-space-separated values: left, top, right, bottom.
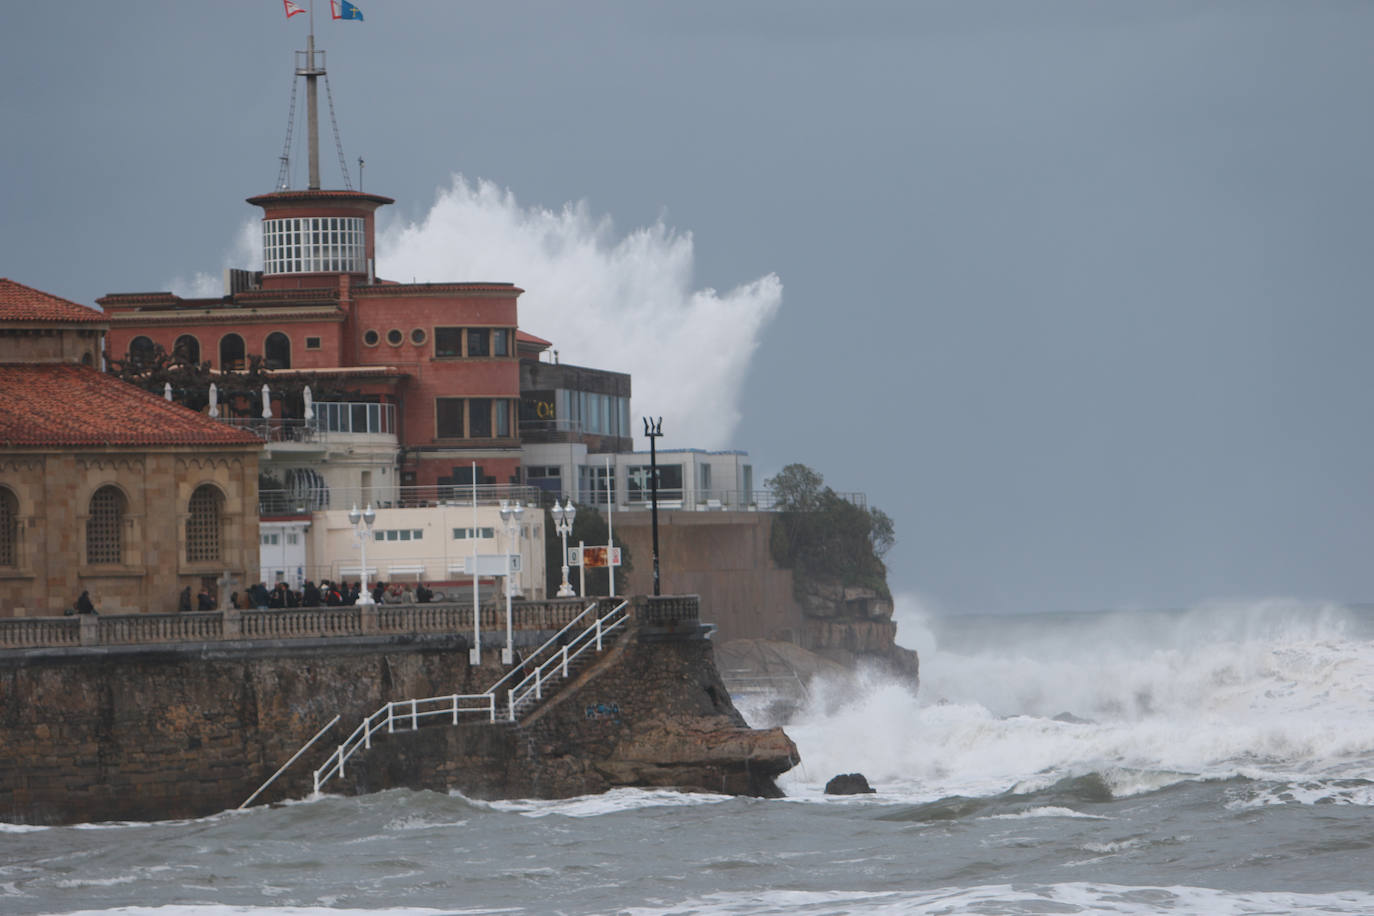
543, 505, 633, 597
766, 463, 896, 596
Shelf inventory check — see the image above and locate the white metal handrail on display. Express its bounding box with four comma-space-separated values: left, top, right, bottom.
506, 600, 630, 721
310, 600, 628, 794
313, 692, 495, 792
483, 601, 600, 699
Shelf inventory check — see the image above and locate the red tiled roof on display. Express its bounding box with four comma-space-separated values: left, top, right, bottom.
246, 189, 395, 206
0, 365, 264, 448
0, 279, 107, 324
517, 330, 553, 348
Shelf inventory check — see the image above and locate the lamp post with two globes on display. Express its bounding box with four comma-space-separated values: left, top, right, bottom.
498, 499, 525, 664
550, 498, 577, 597
347, 504, 377, 605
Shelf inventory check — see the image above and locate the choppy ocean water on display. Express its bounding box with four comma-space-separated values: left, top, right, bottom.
6, 599, 1374, 915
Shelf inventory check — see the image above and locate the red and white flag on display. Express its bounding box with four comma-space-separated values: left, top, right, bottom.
283, 0, 307, 19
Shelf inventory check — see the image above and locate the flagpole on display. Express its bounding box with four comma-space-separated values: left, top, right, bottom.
470, 461, 481, 665
606, 456, 615, 597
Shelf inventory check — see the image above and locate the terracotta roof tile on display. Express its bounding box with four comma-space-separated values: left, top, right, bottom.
0, 279, 106, 324
0, 365, 264, 448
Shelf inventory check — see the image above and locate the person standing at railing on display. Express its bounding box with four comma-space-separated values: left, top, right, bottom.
302, 580, 321, 607
75, 590, 97, 615
197, 586, 215, 611
249, 582, 271, 611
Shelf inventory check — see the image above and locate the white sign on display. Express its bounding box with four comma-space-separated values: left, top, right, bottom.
567, 547, 621, 567
460, 554, 523, 575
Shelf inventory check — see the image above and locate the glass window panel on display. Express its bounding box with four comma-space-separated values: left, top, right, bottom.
435, 327, 462, 358
469, 399, 492, 437
467, 328, 490, 357
436, 398, 464, 437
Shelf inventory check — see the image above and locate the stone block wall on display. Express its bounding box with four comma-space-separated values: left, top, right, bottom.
0, 447, 259, 617
613, 512, 804, 643
0, 635, 480, 824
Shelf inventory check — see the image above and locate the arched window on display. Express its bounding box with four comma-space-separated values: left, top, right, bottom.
0, 487, 17, 568
186, 484, 224, 563
87, 486, 125, 565
264, 332, 291, 370
220, 333, 245, 370
130, 336, 156, 366
173, 334, 201, 364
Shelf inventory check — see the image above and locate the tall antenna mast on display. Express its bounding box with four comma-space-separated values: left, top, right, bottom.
297, 15, 325, 191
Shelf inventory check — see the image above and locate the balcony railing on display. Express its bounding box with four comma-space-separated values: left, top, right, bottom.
260, 483, 546, 516
217, 402, 397, 444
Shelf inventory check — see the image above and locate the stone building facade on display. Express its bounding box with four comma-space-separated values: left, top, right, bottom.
0, 279, 264, 617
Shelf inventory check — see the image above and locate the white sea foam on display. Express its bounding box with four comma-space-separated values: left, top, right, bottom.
981, 806, 1109, 820
32, 908, 486, 916
469, 785, 735, 818
779, 599, 1374, 803
0, 822, 48, 833
619, 883, 1374, 915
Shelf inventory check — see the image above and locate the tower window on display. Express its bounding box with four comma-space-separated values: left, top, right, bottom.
262, 216, 366, 275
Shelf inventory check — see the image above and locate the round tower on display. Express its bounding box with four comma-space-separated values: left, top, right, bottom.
251, 29, 392, 291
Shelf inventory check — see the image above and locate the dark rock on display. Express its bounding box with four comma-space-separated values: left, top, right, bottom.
825, 772, 877, 795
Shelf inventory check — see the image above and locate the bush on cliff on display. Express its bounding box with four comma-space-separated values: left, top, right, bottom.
767, 463, 894, 598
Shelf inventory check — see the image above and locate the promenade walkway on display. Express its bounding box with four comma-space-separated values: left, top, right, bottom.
0, 600, 594, 651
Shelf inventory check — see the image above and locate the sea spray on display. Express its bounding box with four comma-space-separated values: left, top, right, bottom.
776, 599, 1374, 804
377, 176, 782, 449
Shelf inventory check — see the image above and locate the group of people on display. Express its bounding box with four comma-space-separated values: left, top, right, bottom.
196, 579, 438, 610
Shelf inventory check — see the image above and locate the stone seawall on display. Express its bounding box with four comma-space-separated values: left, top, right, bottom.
0, 598, 798, 825
0, 634, 483, 825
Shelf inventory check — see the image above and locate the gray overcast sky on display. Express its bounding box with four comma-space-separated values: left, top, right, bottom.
4, 1, 1373, 614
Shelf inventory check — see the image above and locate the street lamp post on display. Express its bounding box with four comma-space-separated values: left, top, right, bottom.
498, 499, 524, 664
347, 504, 377, 604
551, 498, 577, 597
643, 416, 663, 597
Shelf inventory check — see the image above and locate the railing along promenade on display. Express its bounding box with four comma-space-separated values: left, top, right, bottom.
0, 600, 592, 651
